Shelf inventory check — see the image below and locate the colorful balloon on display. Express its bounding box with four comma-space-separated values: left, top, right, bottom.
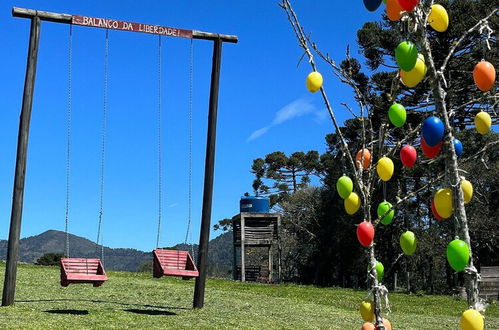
473, 61, 496, 92
434, 188, 453, 219
361, 323, 375, 330
400, 55, 427, 87
376, 157, 394, 181
428, 4, 449, 32
461, 179, 473, 204
375, 261, 384, 282
345, 192, 361, 215
386, 0, 402, 21
400, 231, 417, 255
306, 72, 323, 93
421, 137, 442, 159
400, 145, 417, 168
447, 239, 470, 272
357, 222, 375, 247
460, 309, 484, 330
474, 111, 491, 135
382, 318, 392, 330
360, 300, 375, 322
398, 0, 419, 11
422, 116, 444, 147
388, 103, 406, 127
431, 199, 444, 221
337, 176, 354, 199
395, 41, 418, 71
377, 201, 394, 225
356, 149, 372, 169
453, 137, 463, 158
363, 0, 383, 11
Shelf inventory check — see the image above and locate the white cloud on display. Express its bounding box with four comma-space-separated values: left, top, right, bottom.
247, 98, 316, 142
168, 203, 179, 208
246, 126, 271, 142
272, 98, 314, 125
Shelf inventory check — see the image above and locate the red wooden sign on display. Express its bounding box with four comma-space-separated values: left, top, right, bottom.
72, 15, 193, 39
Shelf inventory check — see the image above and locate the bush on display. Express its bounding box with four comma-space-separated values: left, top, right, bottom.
36, 253, 65, 266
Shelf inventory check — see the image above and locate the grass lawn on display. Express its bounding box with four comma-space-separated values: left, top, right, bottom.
0, 263, 497, 329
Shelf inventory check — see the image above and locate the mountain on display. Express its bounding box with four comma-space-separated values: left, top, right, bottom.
0, 230, 233, 276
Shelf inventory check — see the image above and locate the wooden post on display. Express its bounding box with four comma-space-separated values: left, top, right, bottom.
240, 215, 246, 282
2, 16, 41, 307
193, 38, 223, 309
268, 246, 273, 283
232, 244, 237, 281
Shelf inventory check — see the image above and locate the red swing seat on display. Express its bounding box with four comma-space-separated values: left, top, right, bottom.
153, 249, 199, 279
60, 258, 108, 287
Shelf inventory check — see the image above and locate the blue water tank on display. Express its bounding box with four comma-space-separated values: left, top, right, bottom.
240, 196, 269, 213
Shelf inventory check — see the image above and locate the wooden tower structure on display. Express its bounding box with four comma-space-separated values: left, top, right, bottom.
232, 212, 281, 283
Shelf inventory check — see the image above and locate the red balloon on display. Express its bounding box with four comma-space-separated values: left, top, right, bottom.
397, 0, 419, 11
400, 145, 417, 168
421, 137, 442, 159
357, 222, 375, 247
431, 200, 444, 221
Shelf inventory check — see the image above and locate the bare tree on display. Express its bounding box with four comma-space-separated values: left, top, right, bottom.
280, 0, 497, 328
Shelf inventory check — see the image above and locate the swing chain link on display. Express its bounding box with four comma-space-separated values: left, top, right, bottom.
96, 29, 109, 261
156, 35, 163, 249
65, 24, 73, 258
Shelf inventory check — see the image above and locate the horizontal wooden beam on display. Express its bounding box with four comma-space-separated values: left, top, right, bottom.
12, 7, 238, 43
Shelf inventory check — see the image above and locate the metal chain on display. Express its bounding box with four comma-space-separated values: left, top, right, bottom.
186, 40, 196, 263
96, 29, 109, 261
185, 39, 193, 246
65, 24, 73, 258
156, 35, 163, 249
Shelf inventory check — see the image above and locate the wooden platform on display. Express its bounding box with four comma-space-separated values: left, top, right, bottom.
479, 266, 499, 300
153, 249, 199, 279
60, 258, 108, 287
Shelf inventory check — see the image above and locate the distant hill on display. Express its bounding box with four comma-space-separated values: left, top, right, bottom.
0, 229, 233, 276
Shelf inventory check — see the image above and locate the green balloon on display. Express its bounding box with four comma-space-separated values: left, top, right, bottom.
377, 201, 394, 225
388, 103, 407, 127
446, 239, 470, 272
375, 261, 384, 282
395, 41, 418, 72
336, 176, 353, 199
400, 231, 417, 255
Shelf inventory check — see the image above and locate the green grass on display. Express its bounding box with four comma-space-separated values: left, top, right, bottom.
0, 263, 497, 329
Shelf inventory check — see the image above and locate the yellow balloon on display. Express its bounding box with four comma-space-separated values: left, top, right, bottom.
401, 56, 427, 88
428, 4, 449, 32
344, 192, 361, 215
435, 188, 453, 219
460, 309, 484, 330
360, 300, 375, 322
461, 179, 473, 204
474, 111, 491, 135
376, 157, 394, 182
306, 71, 323, 93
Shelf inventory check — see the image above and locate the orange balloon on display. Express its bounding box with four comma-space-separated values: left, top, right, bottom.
473, 61, 496, 92
381, 319, 392, 330
386, 0, 403, 21
361, 322, 375, 330
356, 149, 372, 169
362, 319, 392, 330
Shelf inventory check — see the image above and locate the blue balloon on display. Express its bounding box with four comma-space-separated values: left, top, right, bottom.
363, 0, 382, 12
422, 117, 444, 147
453, 138, 463, 158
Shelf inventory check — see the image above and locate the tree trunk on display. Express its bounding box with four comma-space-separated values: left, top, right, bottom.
420, 26, 479, 309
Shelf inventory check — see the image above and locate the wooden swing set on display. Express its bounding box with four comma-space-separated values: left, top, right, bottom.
1, 7, 237, 308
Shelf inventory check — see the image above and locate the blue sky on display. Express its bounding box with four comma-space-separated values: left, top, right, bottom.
0, 0, 384, 252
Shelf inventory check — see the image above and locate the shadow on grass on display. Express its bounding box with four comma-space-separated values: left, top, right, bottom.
44, 309, 89, 315
16, 299, 190, 311
124, 308, 176, 316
